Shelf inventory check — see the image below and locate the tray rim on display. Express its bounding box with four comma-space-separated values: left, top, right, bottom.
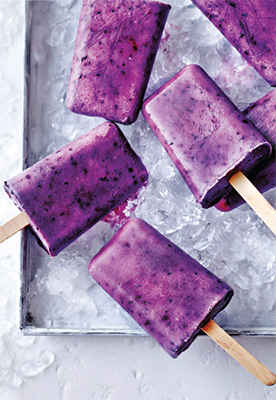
20, 0, 32, 335
21, 326, 276, 337
20, 0, 276, 337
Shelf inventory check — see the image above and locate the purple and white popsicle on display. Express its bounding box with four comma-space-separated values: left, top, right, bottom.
89, 217, 234, 358
66, 0, 171, 125
142, 64, 271, 208
4, 122, 148, 256
191, 0, 276, 86
216, 88, 276, 211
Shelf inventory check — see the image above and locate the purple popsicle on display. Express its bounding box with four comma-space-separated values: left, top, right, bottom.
89, 217, 233, 358
191, 0, 276, 86
216, 88, 276, 211
3, 122, 148, 256
66, 0, 170, 125
142, 64, 271, 208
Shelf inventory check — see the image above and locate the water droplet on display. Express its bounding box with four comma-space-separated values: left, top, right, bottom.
123, 337, 134, 347
143, 337, 156, 349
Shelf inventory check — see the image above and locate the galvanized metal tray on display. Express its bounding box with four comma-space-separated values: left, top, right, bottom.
21, 0, 276, 336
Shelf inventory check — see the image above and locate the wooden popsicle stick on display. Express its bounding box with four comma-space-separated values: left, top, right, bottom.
201, 320, 276, 386
229, 171, 276, 236
0, 211, 29, 243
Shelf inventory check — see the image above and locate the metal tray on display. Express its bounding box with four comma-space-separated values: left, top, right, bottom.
21, 0, 276, 336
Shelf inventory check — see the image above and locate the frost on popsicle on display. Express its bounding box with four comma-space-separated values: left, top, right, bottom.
4, 122, 148, 257
66, 0, 171, 124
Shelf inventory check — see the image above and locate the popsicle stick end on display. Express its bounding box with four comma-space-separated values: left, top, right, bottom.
229, 171, 276, 236
0, 211, 29, 243
202, 320, 276, 386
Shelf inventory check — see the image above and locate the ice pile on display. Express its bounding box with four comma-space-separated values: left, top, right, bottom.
3, 0, 276, 342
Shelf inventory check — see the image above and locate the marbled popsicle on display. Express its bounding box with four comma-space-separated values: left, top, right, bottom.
4, 122, 148, 256
89, 217, 233, 358
142, 64, 271, 208
66, 0, 170, 125
216, 88, 276, 211
191, 0, 276, 86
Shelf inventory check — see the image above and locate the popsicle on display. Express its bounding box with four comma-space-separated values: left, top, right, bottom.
142, 64, 276, 234
1, 122, 148, 256
89, 217, 276, 385
216, 88, 276, 211
66, 0, 171, 125
191, 0, 276, 86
